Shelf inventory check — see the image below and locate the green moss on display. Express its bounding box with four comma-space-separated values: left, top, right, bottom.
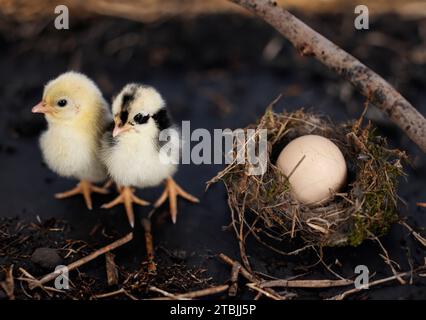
345, 131, 403, 247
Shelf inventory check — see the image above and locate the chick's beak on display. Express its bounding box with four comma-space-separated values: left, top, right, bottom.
112, 124, 132, 137
32, 101, 51, 114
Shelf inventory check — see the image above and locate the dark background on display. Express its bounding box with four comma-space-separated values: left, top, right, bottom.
0, 3, 426, 299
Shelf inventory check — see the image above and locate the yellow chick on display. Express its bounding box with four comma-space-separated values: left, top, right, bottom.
32, 71, 111, 209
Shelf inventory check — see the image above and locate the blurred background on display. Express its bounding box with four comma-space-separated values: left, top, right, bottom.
0, 0, 425, 299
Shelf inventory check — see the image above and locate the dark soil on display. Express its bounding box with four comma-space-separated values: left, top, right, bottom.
0, 12, 425, 299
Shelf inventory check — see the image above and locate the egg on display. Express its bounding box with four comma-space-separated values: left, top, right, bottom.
276, 134, 347, 204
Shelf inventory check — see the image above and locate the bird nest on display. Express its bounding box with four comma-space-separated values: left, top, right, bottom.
209, 103, 406, 251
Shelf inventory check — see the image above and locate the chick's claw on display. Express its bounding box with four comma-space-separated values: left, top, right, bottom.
54, 180, 109, 210
154, 177, 199, 224
101, 186, 150, 228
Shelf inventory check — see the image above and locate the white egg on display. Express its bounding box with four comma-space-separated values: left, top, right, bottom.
276, 134, 347, 204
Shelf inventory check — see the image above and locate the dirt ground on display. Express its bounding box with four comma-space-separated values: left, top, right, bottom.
0, 10, 426, 299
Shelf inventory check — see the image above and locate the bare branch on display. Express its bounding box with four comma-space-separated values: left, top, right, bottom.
29, 232, 133, 289
329, 265, 426, 300
230, 0, 426, 153
260, 278, 353, 288
141, 218, 157, 273
0, 265, 15, 300
148, 285, 229, 300
105, 252, 119, 286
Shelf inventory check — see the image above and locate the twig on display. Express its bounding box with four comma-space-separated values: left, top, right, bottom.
178, 285, 230, 299
287, 155, 306, 179
148, 285, 229, 300
246, 283, 282, 300
93, 287, 137, 300
221, 252, 352, 289
93, 288, 124, 299
0, 265, 15, 300
16, 267, 65, 298
260, 278, 353, 288
400, 221, 426, 247
228, 262, 241, 296
372, 235, 406, 284
105, 252, 119, 286
141, 218, 156, 273
29, 232, 133, 289
149, 286, 186, 300
219, 253, 258, 283
315, 248, 347, 281
230, 0, 426, 153
238, 193, 253, 274
329, 266, 426, 300
18, 267, 36, 280
218, 253, 291, 299
17, 267, 64, 296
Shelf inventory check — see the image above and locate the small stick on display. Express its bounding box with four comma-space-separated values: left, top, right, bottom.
177, 285, 230, 299
222, 255, 353, 289
141, 218, 156, 273
0, 265, 15, 300
416, 202, 426, 208
105, 252, 119, 286
18, 267, 35, 280
93, 287, 138, 300
329, 266, 426, 300
149, 286, 186, 300
260, 278, 353, 288
93, 288, 126, 299
219, 253, 257, 283
18, 267, 44, 290
246, 283, 282, 300
149, 285, 229, 300
372, 235, 405, 284
287, 155, 306, 179
219, 253, 289, 299
228, 262, 241, 296
254, 292, 262, 300
29, 232, 133, 289
400, 221, 426, 247
17, 267, 61, 296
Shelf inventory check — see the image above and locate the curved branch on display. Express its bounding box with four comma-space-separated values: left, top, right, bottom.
231, 0, 426, 153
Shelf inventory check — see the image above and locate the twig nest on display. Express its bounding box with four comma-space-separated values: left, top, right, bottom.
209, 106, 406, 249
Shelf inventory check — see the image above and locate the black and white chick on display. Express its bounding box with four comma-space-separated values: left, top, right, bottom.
32, 72, 111, 209
101, 84, 199, 227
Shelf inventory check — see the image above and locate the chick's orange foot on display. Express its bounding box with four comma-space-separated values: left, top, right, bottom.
101, 186, 150, 228
55, 180, 109, 210
154, 177, 200, 224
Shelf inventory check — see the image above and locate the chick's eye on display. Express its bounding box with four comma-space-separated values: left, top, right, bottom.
57, 99, 67, 107
133, 113, 149, 124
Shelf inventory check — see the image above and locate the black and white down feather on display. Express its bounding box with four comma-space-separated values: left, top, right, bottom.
101, 84, 180, 188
